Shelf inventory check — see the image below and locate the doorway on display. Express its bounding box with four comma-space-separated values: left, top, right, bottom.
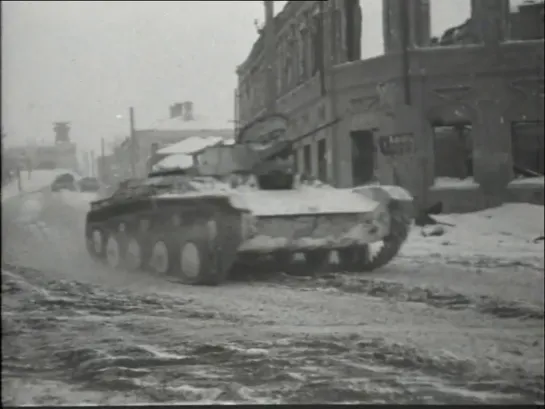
350, 130, 375, 186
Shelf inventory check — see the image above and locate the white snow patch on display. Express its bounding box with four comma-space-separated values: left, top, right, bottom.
431, 177, 479, 190
508, 176, 545, 187
157, 136, 225, 155
153, 153, 194, 170
231, 187, 380, 216
403, 203, 545, 267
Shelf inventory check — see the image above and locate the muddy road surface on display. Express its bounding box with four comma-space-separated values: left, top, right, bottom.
2, 190, 544, 405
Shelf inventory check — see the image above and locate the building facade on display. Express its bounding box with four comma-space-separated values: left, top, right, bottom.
235, 0, 544, 209
114, 101, 234, 179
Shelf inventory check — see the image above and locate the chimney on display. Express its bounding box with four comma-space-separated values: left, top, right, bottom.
53, 122, 70, 143
183, 101, 194, 121
169, 103, 183, 119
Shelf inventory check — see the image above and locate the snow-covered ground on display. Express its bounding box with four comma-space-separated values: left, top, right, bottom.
404, 203, 544, 270
2, 169, 79, 202
2, 187, 543, 405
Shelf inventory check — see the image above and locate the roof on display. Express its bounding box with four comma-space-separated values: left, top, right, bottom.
157, 136, 226, 155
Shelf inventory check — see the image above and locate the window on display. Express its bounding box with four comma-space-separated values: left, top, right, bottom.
344, 0, 361, 61
332, 8, 343, 64
303, 144, 312, 176
286, 37, 294, 88
298, 27, 307, 80
509, 0, 544, 40
284, 53, 292, 92
511, 121, 544, 178
311, 10, 323, 76
276, 44, 283, 94
317, 139, 327, 182
429, 0, 473, 46
432, 125, 473, 180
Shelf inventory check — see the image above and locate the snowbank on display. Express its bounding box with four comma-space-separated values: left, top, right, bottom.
432, 177, 479, 190
509, 177, 545, 187
403, 203, 544, 268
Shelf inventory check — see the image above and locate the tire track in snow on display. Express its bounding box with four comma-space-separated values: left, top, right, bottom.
3, 266, 543, 405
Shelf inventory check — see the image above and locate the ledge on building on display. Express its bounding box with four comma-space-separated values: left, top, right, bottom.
427, 176, 544, 214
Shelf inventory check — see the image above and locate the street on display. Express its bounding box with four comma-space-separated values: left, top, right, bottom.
2, 180, 544, 405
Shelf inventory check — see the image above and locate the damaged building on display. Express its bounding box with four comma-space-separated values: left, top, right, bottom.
235, 0, 544, 211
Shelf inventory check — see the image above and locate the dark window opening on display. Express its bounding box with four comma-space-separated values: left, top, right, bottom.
350, 130, 375, 186
344, 0, 361, 61
509, 1, 544, 40
332, 8, 343, 64
317, 139, 327, 182
511, 121, 544, 178
303, 144, 312, 176
311, 12, 324, 76
293, 151, 299, 175
432, 124, 473, 181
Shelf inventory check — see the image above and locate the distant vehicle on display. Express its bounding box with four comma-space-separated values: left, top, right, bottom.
78, 177, 100, 192
51, 173, 77, 192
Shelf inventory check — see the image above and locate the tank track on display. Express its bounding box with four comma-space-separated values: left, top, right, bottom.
358, 201, 411, 272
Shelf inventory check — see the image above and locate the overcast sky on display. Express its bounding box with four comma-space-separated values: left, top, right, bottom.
2, 0, 524, 153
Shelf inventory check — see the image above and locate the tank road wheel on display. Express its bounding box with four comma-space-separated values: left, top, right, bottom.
86, 228, 105, 259
105, 234, 124, 269
149, 239, 175, 275
340, 202, 411, 272
125, 236, 148, 271
178, 222, 228, 286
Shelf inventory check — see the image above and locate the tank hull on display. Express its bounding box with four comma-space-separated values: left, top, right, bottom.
84, 178, 414, 285
239, 206, 390, 253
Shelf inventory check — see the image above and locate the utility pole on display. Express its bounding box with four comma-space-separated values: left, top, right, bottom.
129, 106, 136, 177
234, 88, 240, 136
90, 150, 96, 177
100, 137, 106, 183
264, 0, 276, 115
400, 0, 412, 106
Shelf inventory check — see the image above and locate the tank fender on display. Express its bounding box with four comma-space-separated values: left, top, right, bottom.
226, 193, 258, 241
227, 193, 250, 212
352, 185, 415, 226
352, 185, 413, 205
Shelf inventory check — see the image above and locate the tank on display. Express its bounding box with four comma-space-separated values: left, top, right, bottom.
84, 114, 414, 285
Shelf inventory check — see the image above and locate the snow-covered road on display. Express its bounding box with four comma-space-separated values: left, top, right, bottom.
2, 187, 544, 405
